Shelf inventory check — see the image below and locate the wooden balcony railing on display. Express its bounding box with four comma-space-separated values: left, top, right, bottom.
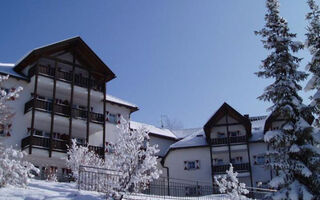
24, 98, 104, 124
28, 64, 104, 92
211, 135, 247, 145
21, 135, 104, 156
212, 163, 250, 173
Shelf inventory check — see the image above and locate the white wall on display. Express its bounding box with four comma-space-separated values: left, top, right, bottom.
249, 142, 272, 187
163, 147, 212, 185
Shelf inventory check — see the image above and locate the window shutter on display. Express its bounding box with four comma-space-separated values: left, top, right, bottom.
106, 111, 109, 122
184, 161, 188, 170
196, 160, 200, 169
117, 114, 121, 124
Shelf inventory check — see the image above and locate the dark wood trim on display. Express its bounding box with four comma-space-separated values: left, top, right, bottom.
246, 134, 254, 189
49, 61, 58, 157
43, 55, 107, 81
209, 140, 215, 188
68, 54, 76, 147
102, 83, 106, 159
86, 72, 91, 144
29, 62, 39, 154
211, 122, 243, 127
226, 112, 232, 163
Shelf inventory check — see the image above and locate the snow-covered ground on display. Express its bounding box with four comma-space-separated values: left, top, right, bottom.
0, 179, 227, 200
0, 179, 104, 200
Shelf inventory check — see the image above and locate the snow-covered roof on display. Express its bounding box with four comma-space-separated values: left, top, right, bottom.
249, 116, 267, 142
0, 63, 28, 80
170, 128, 207, 149
167, 115, 268, 150
106, 94, 138, 111
171, 128, 203, 140
130, 121, 177, 139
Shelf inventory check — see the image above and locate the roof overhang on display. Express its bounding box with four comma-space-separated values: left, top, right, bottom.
203, 102, 252, 140
14, 36, 116, 82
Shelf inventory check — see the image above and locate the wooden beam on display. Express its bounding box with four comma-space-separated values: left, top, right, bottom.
226, 112, 232, 163
29, 63, 39, 154
68, 53, 76, 147
86, 72, 91, 145
246, 136, 254, 189
49, 61, 58, 157
43, 55, 107, 81
102, 83, 106, 159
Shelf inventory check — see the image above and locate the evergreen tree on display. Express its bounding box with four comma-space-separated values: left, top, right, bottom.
214, 164, 251, 200
305, 0, 320, 127
255, 0, 320, 199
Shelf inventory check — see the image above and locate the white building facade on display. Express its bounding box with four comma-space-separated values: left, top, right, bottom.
161, 103, 313, 190
0, 37, 142, 179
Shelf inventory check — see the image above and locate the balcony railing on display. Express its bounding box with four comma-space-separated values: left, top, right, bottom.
29, 64, 104, 92
212, 163, 250, 173
211, 135, 247, 145
24, 98, 104, 124
21, 135, 104, 156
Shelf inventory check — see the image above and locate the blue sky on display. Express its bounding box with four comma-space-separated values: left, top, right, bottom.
0, 0, 312, 128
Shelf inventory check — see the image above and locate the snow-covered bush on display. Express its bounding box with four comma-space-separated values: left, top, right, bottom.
0, 145, 39, 187
105, 118, 161, 200
0, 74, 37, 188
214, 164, 250, 200
65, 139, 105, 181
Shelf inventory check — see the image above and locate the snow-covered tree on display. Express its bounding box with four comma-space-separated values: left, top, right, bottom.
105, 118, 161, 200
65, 139, 105, 181
305, 0, 320, 127
214, 164, 250, 200
0, 75, 38, 188
0, 75, 22, 137
256, 0, 320, 199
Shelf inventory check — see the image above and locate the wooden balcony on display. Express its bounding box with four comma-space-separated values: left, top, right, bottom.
28, 64, 104, 92
21, 135, 104, 156
211, 135, 247, 145
24, 98, 104, 124
212, 163, 250, 173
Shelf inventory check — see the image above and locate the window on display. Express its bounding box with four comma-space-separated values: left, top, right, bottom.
185, 186, 200, 196
255, 155, 265, 165
105, 142, 115, 153
216, 159, 224, 165
217, 132, 225, 138
35, 130, 43, 137
230, 130, 240, 137
107, 113, 117, 124
184, 160, 200, 170
74, 137, 85, 145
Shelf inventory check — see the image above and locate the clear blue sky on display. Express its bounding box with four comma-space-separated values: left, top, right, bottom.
0, 0, 313, 128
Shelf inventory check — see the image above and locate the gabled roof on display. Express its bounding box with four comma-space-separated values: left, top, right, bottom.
264, 108, 314, 133
14, 37, 116, 82
203, 102, 252, 139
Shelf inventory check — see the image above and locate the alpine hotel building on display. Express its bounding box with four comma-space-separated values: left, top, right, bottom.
0, 37, 314, 193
